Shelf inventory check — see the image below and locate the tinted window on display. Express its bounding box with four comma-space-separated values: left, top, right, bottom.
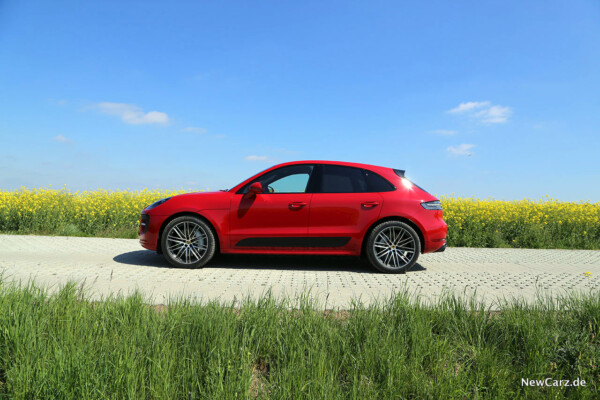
318, 165, 367, 193
239, 165, 314, 194
363, 169, 395, 192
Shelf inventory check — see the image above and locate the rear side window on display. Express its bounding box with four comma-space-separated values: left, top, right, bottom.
318, 165, 367, 193
363, 169, 395, 192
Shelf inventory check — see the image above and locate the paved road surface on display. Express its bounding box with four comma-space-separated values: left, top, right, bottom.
1, 234, 599, 309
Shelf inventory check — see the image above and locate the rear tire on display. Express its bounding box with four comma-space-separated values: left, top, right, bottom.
161, 216, 216, 269
366, 221, 420, 273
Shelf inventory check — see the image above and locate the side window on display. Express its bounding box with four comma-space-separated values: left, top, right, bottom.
318, 165, 368, 193
268, 173, 311, 193
363, 169, 395, 192
241, 165, 314, 194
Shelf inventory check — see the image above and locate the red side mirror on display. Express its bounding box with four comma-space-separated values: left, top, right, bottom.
249, 182, 263, 195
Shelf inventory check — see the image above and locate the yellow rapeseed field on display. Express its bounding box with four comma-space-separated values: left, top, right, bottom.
0, 188, 599, 248
0, 187, 192, 238
439, 194, 600, 249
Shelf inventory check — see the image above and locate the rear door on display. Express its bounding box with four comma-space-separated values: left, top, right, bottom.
308, 165, 384, 253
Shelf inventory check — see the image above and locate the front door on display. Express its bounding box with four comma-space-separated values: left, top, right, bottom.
229, 164, 315, 249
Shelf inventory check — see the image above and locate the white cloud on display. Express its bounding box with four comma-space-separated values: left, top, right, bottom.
53, 134, 73, 143
431, 129, 457, 135
448, 101, 490, 114
448, 101, 512, 124
94, 102, 169, 125
244, 155, 269, 162
476, 105, 512, 123
447, 143, 475, 156
182, 127, 207, 134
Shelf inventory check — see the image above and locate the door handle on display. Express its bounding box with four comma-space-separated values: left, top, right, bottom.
361, 201, 379, 208
289, 202, 308, 209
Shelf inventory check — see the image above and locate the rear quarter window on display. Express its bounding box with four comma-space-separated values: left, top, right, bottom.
363, 169, 395, 192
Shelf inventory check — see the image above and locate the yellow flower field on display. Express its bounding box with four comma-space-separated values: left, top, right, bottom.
439, 194, 600, 249
0, 188, 599, 248
0, 187, 191, 238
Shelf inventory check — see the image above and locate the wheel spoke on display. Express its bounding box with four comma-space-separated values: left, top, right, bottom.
397, 236, 413, 246
379, 232, 393, 246
394, 250, 404, 268
396, 250, 409, 263
167, 237, 188, 245
169, 242, 185, 251
394, 230, 406, 245
172, 226, 186, 240
377, 247, 392, 257
175, 245, 186, 259
383, 251, 393, 266
189, 246, 202, 260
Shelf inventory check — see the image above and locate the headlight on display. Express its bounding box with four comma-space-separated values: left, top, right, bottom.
145, 197, 171, 211
421, 200, 442, 210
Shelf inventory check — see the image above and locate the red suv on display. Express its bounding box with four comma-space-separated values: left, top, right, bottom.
139, 160, 447, 273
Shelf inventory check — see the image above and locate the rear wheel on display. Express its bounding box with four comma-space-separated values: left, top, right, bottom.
366, 221, 420, 273
161, 216, 216, 268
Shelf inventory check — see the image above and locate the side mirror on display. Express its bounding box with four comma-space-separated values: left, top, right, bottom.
249, 182, 263, 195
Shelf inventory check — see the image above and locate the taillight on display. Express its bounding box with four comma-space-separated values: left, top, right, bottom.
421, 200, 442, 210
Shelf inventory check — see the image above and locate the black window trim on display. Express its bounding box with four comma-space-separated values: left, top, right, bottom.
312, 164, 396, 194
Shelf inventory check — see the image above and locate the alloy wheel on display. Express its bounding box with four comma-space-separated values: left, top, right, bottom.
373, 225, 416, 269
166, 221, 209, 265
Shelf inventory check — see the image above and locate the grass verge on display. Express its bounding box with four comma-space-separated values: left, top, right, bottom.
0, 280, 598, 399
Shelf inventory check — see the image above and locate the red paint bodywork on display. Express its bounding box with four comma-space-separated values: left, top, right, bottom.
139, 160, 447, 256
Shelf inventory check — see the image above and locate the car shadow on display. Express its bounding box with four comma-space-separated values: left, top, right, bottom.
113, 250, 426, 273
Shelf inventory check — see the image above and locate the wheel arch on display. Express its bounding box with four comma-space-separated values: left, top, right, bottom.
156, 212, 221, 254
361, 216, 425, 257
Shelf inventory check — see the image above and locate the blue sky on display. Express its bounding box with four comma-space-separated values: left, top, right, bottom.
1, 1, 599, 201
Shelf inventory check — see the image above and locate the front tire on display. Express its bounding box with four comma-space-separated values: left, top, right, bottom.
366, 221, 420, 273
161, 216, 216, 268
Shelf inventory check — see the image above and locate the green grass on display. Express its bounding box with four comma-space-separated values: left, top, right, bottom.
0, 280, 598, 399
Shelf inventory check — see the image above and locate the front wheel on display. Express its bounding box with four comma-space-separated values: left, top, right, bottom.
366, 221, 420, 273
161, 216, 216, 268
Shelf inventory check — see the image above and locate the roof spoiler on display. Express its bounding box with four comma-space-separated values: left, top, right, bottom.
393, 169, 405, 178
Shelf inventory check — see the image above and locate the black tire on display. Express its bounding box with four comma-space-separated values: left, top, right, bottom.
366, 221, 420, 273
160, 216, 216, 269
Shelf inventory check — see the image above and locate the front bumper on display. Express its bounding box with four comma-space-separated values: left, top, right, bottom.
138, 212, 166, 251
434, 243, 446, 252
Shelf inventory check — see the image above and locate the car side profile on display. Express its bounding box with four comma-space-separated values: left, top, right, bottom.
139, 160, 447, 273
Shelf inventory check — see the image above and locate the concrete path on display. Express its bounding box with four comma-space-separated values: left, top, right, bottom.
1, 234, 599, 309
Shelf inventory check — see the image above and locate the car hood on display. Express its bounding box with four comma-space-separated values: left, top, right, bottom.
168, 190, 231, 209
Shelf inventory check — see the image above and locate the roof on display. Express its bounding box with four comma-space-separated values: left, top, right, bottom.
271, 160, 394, 172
